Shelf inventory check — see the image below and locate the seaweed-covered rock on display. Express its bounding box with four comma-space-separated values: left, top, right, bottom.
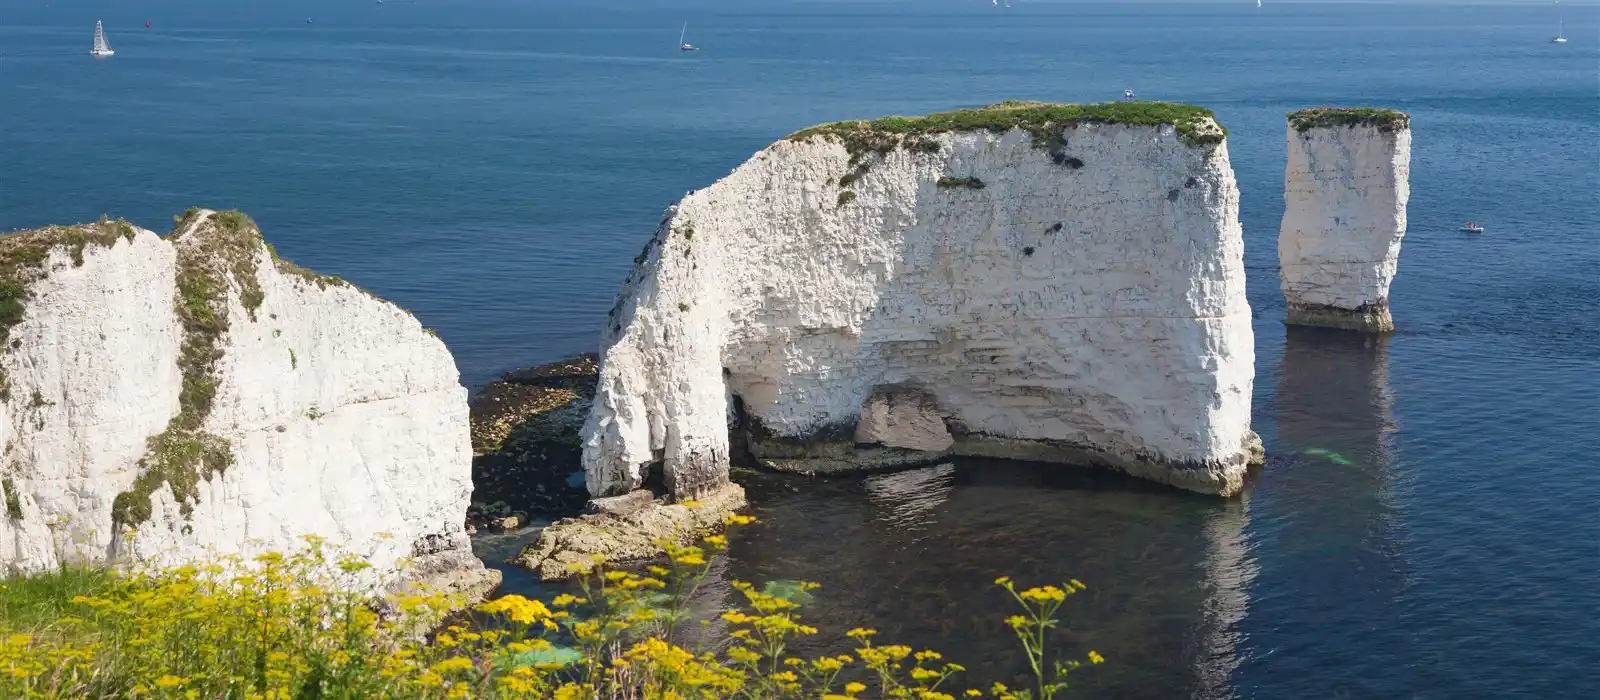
466, 355, 596, 530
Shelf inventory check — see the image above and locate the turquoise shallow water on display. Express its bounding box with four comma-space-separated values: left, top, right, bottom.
4, 1, 1598, 697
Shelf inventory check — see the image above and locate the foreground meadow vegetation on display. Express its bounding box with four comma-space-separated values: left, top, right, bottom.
0, 515, 1101, 699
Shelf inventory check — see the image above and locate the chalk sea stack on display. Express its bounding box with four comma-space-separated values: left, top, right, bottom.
516, 101, 1265, 578
0, 212, 496, 600
1279, 107, 1412, 332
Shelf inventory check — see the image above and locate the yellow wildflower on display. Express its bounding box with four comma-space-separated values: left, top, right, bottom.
155, 675, 187, 689
432, 657, 473, 674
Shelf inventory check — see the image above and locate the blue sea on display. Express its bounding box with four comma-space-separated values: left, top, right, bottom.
3, 1, 1597, 697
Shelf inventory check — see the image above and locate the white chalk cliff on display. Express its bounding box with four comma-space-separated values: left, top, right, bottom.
1279, 108, 1412, 332
0, 212, 496, 597
583, 102, 1262, 499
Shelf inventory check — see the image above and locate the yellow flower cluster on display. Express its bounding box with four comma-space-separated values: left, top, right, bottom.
0, 517, 1105, 699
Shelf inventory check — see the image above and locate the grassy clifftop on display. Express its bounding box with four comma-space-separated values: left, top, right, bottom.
787, 100, 1228, 151
1288, 107, 1410, 132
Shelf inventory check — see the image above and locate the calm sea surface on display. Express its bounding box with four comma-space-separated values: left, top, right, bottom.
4, 1, 1598, 697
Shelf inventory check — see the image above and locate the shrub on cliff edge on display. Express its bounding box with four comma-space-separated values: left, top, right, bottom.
0, 520, 1102, 699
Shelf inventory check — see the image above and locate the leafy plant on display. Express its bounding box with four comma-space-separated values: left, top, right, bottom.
0, 517, 1104, 699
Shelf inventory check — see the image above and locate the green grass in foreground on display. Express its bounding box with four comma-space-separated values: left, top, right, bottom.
0, 565, 117, 630
1287, 107, 1410, 132
788, 101, 1228, 151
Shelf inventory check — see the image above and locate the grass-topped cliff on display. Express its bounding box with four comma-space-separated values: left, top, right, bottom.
1288, 107, 1410, 132
0, 219, 138, 402
787, 100, 1228, 152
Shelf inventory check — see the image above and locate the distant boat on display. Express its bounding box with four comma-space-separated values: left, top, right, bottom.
1124, 88, 1135, 100
1460, 222, 1485, 233
90, 20, 114, 57
1551, 2, 1568, 43
679, 23, 697, 52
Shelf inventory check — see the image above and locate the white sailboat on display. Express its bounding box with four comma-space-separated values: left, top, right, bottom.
1551, 2, 1568, 43
679, 23, 697, 52
90, 20, 114, 57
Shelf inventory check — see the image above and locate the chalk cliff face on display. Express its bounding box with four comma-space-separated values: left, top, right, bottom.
583, 102, 1261, 499
0, 213, 495, 597
1279, 108, 1412, 332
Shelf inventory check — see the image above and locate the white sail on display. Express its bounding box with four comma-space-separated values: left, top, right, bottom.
91, 20, 114, 56
678, 21, 697, 51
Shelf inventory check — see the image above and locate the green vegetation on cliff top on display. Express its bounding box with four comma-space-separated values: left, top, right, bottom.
1287, 107, 1410, 132
0, 219, 138, 403
788, 100, 1228, 150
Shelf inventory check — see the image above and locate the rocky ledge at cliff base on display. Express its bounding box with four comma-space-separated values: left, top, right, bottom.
0, 211, 497, 601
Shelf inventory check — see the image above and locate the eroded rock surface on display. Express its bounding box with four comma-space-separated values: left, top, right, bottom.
0, 212, 496, 598
509, 481, 746, 581
1279, 108, 1412, 332
584, 102, 1261, 500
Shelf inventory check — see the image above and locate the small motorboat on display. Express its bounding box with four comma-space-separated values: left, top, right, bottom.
1460, 222, 1485, 233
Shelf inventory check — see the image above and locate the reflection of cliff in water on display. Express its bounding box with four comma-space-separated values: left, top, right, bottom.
723, 462, 1254, 699
1233, 327, 1406, 698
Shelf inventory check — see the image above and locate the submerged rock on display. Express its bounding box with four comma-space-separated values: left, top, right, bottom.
0, 211, 496, 598
584, 101, 1261, 502
1280, 107, 1412, 332
466, 355, 596, 529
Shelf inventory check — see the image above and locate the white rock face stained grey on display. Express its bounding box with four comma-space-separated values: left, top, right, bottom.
1279, 110, 1412, 332
584, 108, 1262, 499
0, 213, 495, 597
